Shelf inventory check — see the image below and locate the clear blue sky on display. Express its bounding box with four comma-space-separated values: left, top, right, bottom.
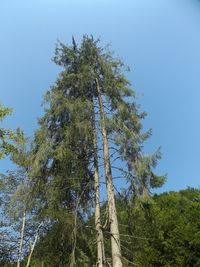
1, 0, 200, 193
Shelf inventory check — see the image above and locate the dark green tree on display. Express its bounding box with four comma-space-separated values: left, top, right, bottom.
116, 188, 200, 267
57, 35, 165, 265
29, 35, 164, 266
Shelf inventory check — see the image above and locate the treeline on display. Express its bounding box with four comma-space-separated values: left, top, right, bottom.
0, 35, 199, 267
31, 187, 200, 266
1, 188, 200, 266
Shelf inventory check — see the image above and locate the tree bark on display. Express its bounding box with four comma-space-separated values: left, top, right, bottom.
26, 223, 42, 267
17, 211, 26, 267
96, 79, 123, 267
92, 101, 106, 267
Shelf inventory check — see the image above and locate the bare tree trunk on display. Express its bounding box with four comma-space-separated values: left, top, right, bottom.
96, 79, 123, 267
69, 183, 89, 267
93, 101, 106, 267
26, 223, 42, 267
17, 211, 26, 267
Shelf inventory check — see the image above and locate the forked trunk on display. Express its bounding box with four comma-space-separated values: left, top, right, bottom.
96, 79, 123, 267
93, 101, 106, 267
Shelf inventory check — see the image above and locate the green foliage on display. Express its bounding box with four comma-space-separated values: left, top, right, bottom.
0, 104, 25, 160
0, 36, 165, 265
8, 188, 197, 267
51, 35, 165, 197
116, 188, 200, 266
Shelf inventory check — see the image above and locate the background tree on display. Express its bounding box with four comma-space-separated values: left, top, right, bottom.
0, 104, 24, 159
0, 104, 26, 264
116, 188, 200, 267
0, 167, 43, 266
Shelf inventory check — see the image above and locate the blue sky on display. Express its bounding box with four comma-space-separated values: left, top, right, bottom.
1, 0, 200, 193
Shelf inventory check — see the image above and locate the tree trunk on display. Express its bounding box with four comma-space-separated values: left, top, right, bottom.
17, 211, 26, 267
96, 79, 123, 267
26, 223, 42, 267
92, 101, 106, 267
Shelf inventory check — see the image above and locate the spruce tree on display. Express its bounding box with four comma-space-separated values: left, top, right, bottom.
30, 35, 165, 266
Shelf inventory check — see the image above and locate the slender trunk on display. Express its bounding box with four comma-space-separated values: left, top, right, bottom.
70, 186, 87, 267
96, 79, 123, 267
26, 223, 42, 267
17, 211, 26, 267
92, 100, 106, 267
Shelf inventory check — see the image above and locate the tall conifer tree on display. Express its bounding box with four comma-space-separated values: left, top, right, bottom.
31, 35, 165, 266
